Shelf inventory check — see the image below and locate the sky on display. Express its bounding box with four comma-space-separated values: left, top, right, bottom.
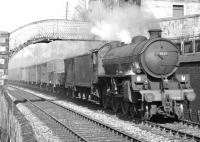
0, 0, 78, 32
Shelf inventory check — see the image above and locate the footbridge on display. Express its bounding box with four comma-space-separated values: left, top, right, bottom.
9, 19, 97, 57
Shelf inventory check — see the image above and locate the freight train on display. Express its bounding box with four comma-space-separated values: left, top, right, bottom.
8, 29, 196, 120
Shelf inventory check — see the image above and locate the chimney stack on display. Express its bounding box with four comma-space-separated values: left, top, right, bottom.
148, 29, 162, 38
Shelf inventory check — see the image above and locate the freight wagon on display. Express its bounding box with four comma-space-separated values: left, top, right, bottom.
40, 63, 48, 89
9, 40, 107, 92
8, 68, 21, 82
10, 59, 65, 93
65, 52, 98, 99
46, 59, 65, 93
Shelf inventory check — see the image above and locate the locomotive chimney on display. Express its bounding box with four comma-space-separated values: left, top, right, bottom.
148, 29, 162, 38
131, 36, 147, 44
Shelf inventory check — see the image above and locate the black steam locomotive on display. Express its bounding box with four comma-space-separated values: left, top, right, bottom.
64, 29, 196, 120
9, 29, 196, 120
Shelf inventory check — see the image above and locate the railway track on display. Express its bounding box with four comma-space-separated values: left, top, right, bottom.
180, 119, 200, 128
8, 85, 200, 142
7, 86, 142, 142
142, 120, 200, 142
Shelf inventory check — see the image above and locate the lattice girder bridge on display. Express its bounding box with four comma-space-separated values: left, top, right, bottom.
9, 19, 97, 57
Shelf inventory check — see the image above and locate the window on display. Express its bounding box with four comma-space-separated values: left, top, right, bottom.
184, 41, 193, 54
175, 42, 182, 54
0, 46, 6, 52
0, 38, 6, 43
195, 40, 200, 53
173, 5, 184, 17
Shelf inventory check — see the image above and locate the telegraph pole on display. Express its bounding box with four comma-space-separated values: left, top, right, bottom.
66, 1, 68, 20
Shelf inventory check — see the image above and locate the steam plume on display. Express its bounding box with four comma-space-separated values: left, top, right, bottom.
86, 3, 160, 43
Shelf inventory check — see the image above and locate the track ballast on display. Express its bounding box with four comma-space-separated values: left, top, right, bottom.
7, 86, 142, 142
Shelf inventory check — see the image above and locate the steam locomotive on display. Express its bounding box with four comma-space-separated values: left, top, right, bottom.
9, 29, 196, 120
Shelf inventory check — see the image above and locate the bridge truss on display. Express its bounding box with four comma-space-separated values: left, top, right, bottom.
9, 19, 97, 57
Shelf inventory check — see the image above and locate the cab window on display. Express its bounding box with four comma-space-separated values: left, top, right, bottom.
175, 42, 182, 54
195, 40, 200, 53
184, 41, 193, 54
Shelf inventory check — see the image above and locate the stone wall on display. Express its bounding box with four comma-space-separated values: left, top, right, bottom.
141, 0, 200, 18
160, 14, 200, 38
0, 89, 36, 142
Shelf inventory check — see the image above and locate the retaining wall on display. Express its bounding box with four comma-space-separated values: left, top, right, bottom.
0, 89, 36, 142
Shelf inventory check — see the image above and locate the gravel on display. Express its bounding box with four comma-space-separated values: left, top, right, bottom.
160, 122, 200, 139
7, 90, 62, 142
16, 103, 62, 142
54, 100, 172, 142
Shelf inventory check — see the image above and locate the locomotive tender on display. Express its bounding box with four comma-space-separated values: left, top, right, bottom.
9, 29, 196, 120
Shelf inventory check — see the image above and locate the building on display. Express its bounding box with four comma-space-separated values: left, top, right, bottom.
0, 31, 9, 86
90, 0, 200, 17
86, 0, 200, 38
141, 0, 200, 19
96, 0, 200, 18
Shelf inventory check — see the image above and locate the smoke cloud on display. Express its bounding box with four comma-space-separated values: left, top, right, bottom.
86, 3, 159, 43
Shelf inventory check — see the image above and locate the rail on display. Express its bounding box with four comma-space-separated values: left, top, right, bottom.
144, 120, 200, 142
8, 86, 142, 142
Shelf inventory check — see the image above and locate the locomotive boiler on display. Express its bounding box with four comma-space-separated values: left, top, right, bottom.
96, 29, 196, 119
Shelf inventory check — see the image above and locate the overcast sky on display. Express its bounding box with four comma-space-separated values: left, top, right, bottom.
0, 0, 78, 32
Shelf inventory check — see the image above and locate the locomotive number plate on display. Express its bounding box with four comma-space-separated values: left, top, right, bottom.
159, 52, 168, 56
156, 51, 168, 59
